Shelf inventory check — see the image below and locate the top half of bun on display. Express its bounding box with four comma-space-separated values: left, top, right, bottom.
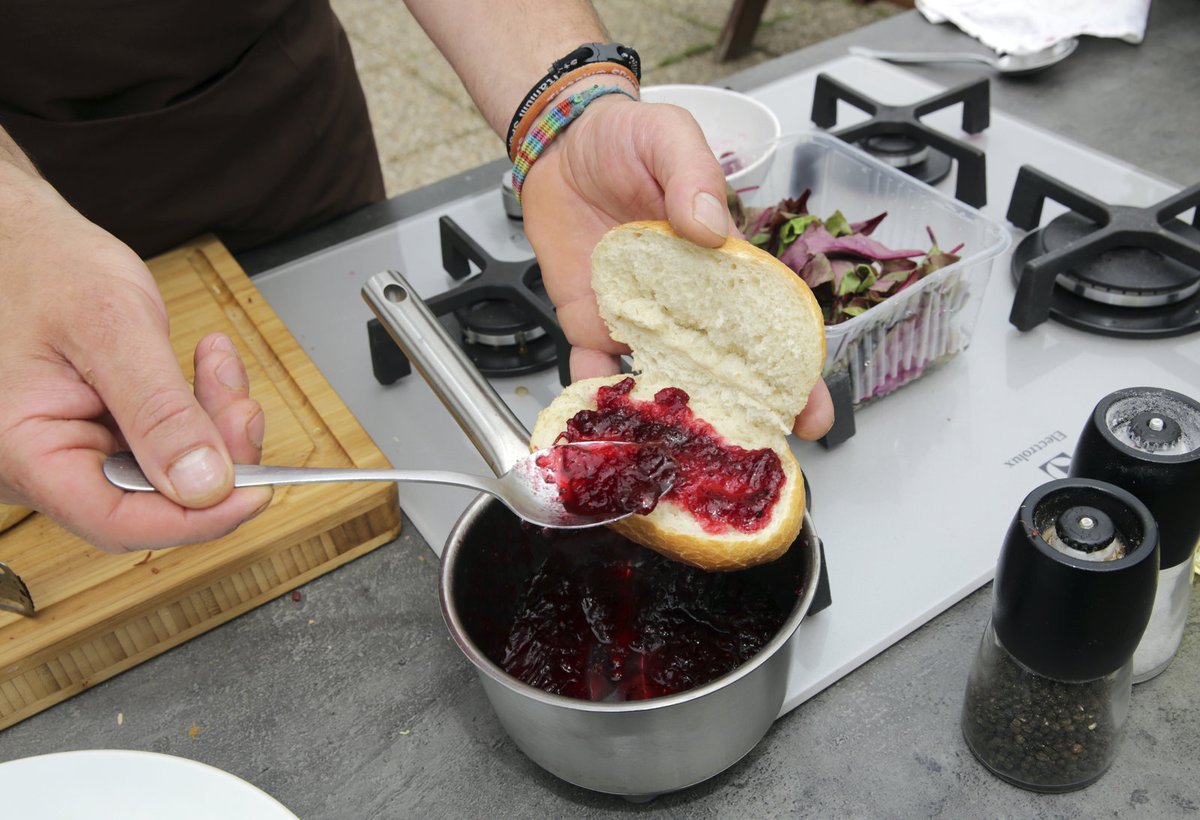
590, 220, 826, 434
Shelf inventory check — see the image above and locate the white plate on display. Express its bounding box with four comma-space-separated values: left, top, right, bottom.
0, 750, 298, 819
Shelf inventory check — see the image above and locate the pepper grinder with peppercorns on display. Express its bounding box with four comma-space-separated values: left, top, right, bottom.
1068, 386, 1200, 683
961, 478, 1159, 793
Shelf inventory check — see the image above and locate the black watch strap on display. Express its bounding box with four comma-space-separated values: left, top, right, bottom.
549, 42, 641, 83
505, 42, 642, 155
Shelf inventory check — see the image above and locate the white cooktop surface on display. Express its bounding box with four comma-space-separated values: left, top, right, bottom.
254, 56, 1199, 715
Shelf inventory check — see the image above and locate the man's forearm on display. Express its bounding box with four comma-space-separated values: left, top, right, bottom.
401, 0, 630, 138
0, 126, 39, 178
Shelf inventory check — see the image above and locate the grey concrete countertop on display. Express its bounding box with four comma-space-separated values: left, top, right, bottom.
3, 3, 1198, 818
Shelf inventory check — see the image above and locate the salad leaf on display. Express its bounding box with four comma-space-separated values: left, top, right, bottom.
850, 211, 887, 236
823, 210, 852, 238
741, 192, 813, 255
778, 215, 821, 250
798, 252, 834, 288
731, 187, 963, 326
796, 223, 925, 262
836, 263, 877, 297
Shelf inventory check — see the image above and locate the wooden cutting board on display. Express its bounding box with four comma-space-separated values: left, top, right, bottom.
0, 236, 402, 730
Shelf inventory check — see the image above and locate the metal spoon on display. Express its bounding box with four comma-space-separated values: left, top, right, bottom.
103, 442, 674, 530
849, 38, 1078, 76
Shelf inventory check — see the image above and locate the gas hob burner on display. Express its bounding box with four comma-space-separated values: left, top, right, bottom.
367, 216, 570, 385
811, 74, 989, 207
1007, 166, 1200, 337
857, 132, 938, 173
453, 294, 559, 376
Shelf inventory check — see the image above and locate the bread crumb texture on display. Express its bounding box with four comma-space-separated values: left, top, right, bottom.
592, 221, 825, 435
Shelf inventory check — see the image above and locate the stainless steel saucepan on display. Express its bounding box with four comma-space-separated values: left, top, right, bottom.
362, 270, 822, 799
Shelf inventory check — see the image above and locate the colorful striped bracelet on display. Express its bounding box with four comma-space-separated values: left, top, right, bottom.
511, 84, 638, 204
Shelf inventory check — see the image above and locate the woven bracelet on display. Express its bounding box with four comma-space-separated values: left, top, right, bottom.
511, 84, 637, 204
505, 43, 641, 155
507, 62, 639, 162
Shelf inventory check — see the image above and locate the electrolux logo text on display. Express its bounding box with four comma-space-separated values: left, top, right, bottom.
1004, 431, 1073, 478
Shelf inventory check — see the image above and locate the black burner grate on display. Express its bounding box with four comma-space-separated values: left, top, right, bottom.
368, 216, 571, 386
811, 73, 989, 207
1007, 165, 1200, 337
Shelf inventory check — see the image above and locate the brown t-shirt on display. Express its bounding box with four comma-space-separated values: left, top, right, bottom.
0, 0, 384, 256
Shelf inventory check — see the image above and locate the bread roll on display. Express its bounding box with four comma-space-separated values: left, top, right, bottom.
531, 221, 825, 570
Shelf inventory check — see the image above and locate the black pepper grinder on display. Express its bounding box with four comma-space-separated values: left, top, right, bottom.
1068, 386, 1200, 683
961, 479, 1158, 793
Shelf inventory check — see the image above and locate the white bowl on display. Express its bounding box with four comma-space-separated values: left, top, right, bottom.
639, 84, 781, 190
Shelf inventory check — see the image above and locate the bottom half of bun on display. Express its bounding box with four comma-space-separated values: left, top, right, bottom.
530, 375, 805, 571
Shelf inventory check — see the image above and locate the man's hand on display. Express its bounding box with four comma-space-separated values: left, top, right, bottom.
519, 97, 835, 440
0, 166, 272, 552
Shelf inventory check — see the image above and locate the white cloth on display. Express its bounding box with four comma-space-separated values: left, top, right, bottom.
915, 0, 1152, 55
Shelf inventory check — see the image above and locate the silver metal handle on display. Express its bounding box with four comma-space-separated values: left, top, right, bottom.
125, 459, 503, 497
362, 271, 531, 477
849, 45, 998, 68
224, 464, 500, 495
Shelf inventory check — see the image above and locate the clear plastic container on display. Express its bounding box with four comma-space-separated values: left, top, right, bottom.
733, 132, 1011, 406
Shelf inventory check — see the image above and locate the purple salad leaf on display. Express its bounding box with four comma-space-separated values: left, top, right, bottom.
797, 223, 926, 262
799, 252, 834, 288
879, 258, 918, 275
778, 235, 808, 272
849, 211, 888, 236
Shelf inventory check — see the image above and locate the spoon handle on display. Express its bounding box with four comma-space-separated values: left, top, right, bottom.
849, 45, 997, 68
228, 464, 500, 495
104, 452, 500, 496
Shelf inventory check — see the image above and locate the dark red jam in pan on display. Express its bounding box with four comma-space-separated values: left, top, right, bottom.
498, 530, 794, 701
535, 441, 676, 517
558, 377, 785, 533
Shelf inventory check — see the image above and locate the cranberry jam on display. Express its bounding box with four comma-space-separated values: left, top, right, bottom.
559, 377, 785, 533
465, 524, 804, 702
535, 441, 676, 517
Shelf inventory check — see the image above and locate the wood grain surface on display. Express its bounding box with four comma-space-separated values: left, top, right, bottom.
0, 236, 402, 730
0, 506, 32, 536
